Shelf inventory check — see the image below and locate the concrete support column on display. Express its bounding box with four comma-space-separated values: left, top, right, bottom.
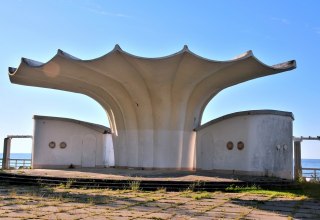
2, 138, 11, 169
294, 140, 302, 180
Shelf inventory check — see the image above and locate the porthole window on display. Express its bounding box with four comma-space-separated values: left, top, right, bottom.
60, 142, 67, 149
226, 141, 234, 150
237, 141, 244, 150
49, 141, 56, 148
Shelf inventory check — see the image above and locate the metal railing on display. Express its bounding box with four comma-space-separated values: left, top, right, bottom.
302, 168, 320, 181
1, 158, 32, 169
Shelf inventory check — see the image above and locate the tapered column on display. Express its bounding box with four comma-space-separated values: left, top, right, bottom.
2, 138, 11, 169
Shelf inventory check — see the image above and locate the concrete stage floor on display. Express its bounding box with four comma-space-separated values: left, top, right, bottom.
4, 168, 289, 182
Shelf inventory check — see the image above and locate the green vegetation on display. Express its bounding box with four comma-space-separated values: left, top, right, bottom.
156, 187, 167, 193
129, 180, 141, 191
192, 191, 212, 200
65, 179, 76, 189
225, 182, 320, 199
225, 184, 261, 192
299, 182, 320, 199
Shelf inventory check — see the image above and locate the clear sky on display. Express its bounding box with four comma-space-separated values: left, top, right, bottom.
0, 0, 319, 158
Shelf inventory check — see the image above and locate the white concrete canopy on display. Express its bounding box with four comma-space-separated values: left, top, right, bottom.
9, 45, 296, 169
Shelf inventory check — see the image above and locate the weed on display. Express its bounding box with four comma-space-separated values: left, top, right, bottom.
187, 182, 196, 191
56, 183, 65, 189
192, 191, 211, 200
87, 197, 95, 205
65, 179, 76, 189
180, 189, 193, 198
297, 174, 306, 183
299, 182, 320, 199
225, 184, 304, 198
225, 184, 260, 192
156, 187, 167, 193
129, 181, 140, 191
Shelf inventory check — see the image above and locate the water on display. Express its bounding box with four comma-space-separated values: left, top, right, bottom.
0, 153, 32, 168
301, 159, 320, 168
0, 153, 32, 160
301, 159, 320, 179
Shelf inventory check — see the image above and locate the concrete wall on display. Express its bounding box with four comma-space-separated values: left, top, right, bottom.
195, 110, 294, 179
32, 116, 114, 168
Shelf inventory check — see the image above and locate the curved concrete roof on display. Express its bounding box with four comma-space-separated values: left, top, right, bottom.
8, 45, 296, 133
195, 110, 294, 131
9, 45, 296, 169
33, 115, 111, 134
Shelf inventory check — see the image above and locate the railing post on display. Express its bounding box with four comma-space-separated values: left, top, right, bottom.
294, 140, 302, 180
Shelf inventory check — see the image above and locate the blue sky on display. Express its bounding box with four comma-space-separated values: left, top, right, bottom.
0, 0, 319, 158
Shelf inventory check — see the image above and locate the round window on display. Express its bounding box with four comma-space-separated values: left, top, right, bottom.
226, 141, 234, 150
60, 142, 67, 149
49, 141, 56, 148
237, 141, 244, 150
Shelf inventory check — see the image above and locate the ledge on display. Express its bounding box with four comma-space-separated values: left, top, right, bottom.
33, 115, 111, 134
195, 110, 294, 131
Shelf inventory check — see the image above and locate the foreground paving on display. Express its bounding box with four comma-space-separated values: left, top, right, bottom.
0, 184, 319, 220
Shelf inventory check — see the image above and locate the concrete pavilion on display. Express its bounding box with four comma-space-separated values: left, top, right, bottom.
9, 45, 296, 178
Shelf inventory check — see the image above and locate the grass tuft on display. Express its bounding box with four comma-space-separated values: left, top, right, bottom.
192, 191, 212, 200
129, 181, 141, 191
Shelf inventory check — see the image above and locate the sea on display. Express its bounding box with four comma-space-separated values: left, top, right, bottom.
0, 153, 32, 160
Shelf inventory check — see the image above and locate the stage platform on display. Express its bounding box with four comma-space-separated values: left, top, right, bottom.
0, 168, 297, 191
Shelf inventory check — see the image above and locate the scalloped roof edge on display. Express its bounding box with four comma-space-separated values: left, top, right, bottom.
8, 45, 297, 74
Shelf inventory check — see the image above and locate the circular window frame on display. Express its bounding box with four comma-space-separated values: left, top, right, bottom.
49, 141, 56, 149
60, 142, 67, 149
226, 141, 234, 150
237, 141, 244, 150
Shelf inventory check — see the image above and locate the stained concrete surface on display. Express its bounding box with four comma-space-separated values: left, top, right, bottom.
5, 168, 290, 182
0, 184, 319, 219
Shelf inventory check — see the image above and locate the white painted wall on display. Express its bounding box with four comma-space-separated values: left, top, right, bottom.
196, 111, 293, 179
32, 111, 293, 180
32, 117, 114, 168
